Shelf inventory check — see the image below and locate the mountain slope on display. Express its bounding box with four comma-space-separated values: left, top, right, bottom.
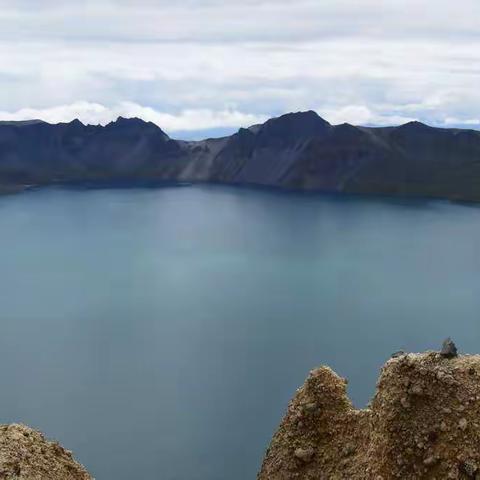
1, 111, 480, 201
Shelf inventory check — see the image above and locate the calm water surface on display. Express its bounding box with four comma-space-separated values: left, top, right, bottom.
0, 185, 480, 479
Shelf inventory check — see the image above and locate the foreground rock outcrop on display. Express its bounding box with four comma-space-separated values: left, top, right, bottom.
0, 424, 91, 479
258, 350, 480, 479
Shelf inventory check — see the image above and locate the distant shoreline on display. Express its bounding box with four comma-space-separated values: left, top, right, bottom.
2, 179, 479, 209
0, 184, 34, 195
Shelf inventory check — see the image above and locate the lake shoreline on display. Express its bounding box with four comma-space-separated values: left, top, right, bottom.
2, 179, 480, 208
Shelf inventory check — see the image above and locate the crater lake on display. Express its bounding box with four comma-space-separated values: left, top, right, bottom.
0, 185, 479, 479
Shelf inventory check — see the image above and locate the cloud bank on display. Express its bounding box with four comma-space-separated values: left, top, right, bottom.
0, 0, 479, 135
0, 102, 267, 134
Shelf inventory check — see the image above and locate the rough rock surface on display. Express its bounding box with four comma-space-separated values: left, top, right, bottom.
0, 424, 92, 479
441, 338, 459, 358
258, 351, 480, 479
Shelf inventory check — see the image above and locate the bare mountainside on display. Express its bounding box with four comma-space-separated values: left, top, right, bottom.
258, 346, 480, 479
1, 111, 480, 201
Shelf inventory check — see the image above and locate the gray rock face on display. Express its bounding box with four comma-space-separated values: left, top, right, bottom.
1, 111, 480, 202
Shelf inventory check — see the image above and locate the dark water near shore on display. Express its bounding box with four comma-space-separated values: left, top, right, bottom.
0, 185, 480, 479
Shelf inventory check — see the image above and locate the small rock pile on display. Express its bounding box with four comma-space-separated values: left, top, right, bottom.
258, 340, 480, 479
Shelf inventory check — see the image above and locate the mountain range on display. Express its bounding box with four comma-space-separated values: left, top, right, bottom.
1, 110, 480, 201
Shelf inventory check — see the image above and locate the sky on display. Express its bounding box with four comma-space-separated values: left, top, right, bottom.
0, 0, 479, 139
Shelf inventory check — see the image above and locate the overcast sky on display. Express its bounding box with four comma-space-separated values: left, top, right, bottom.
0, 0, 479, 138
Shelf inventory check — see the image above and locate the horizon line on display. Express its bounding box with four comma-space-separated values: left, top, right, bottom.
1, 110, 479, 142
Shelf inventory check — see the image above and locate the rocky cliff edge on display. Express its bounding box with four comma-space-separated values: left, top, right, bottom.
0, 424, 91, 479
3, 345, 480, 479
258, 346, 480, 479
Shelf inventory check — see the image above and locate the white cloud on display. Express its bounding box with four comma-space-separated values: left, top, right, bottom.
0, 101, 268, 133
0, 102, 108, 125
317, 105, 415, 127
444, 117, 480, 126
0, 1, 479, 131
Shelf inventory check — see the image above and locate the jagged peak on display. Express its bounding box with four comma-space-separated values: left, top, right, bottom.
113, 116, 149, 126
398, 120, 432, 131
268, 110, 330, 126
329, 122, 365, 140
257, 110, 331, 141
106, 116, 170, 138
335, 122, 361, 131
69, 118, 84, 126
54, 118, 85, 128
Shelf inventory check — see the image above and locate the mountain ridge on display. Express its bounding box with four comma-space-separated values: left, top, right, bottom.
1, 110, 480, 202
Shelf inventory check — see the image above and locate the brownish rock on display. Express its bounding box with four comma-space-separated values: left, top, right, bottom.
258, 352, 480, 479
0, 424, 92, 480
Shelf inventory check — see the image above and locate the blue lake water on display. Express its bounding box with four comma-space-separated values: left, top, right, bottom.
0, 185, 480, 479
